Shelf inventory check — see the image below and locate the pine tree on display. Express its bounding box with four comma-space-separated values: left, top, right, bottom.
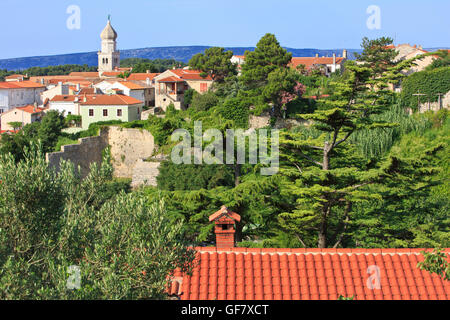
278, 38, 423, 248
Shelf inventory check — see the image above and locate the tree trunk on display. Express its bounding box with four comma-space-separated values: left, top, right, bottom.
318, 142, 331, 248
234, 163, 241, 187
318, 207, 328, 248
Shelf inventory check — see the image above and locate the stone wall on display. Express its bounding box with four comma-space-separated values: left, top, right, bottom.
107, 126, 156, 178
46, 130, 109, 178
249, 113, 310, 130
131, 159, 162, 188
47, 126, 158, 184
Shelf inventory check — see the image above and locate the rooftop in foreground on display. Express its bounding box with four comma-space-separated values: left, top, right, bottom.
170, 247, 450, 300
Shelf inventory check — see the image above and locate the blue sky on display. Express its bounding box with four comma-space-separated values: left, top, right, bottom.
0, 0, 449, 59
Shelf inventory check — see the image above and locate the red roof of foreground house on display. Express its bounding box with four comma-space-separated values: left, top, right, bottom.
290, 57, 346, 70
170, 248, 450, 300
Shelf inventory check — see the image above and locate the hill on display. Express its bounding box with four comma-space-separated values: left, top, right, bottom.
0, 46, 362, 71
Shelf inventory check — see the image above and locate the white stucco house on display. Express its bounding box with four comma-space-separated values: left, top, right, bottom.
0, 81, 46, 115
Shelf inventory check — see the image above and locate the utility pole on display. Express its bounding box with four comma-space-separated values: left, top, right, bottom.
412, 91, 426, 113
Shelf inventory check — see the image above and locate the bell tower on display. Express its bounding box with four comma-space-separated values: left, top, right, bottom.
98, 16, 120, 73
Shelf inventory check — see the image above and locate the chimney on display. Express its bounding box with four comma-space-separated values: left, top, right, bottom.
343, 49, 348, 59
76, 83, 81, 91
146, 70, 150, 74
209, 206, 241, 248
315, 53, 319, 58
333, 53, 336, 65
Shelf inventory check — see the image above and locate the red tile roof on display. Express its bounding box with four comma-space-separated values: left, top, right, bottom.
170, 248, 450, 300
170, 69, 213, 81
5, 74, 25, 80
79, 94, 143, 106
158, 76, 186, 83
50, 95, 80, 102
127, 73, 160, 81
68, 72, 100, 78
16, 105, 45, 114
290, 57, 345, 70
102, 71, 125, 77
0, 81, 46, 89
116, 81, 145, 90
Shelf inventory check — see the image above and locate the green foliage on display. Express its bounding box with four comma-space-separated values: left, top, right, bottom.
355, 37, 398, 80
183, 88, 196, 107
7, 122, 23, 130
277, 37, 419, 248
0, 64, 97, 80
157, 162, 234, 191
426, 50, 450, 71
0, 144, 195, 299
191, 91, 219, 112
240, 33, 292, 90
217, 97, 250, 128
350, 104, 432, 159
65, 115, 82, 127
400, 67, 450, 111
189, 47, 237, 82
0, 110, 65, 161
349, 115, 449, 248
121, 58, 186, 73
417, 249, 450, 281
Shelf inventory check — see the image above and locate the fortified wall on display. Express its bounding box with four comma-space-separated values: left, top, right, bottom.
46, 126, 161, 187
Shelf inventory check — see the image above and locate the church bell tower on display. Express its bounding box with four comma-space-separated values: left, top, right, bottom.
98, 16, 120, 73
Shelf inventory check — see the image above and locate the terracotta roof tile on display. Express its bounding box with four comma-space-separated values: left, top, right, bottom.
172, 248, 450, 301
0, 81, 45, 89
127, 73, 160, 81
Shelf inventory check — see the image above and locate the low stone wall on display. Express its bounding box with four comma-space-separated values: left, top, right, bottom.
107, 126, 156, 178
47, 126, 157, 182
131, 159, 162, 188
249, 113, 310, 130
46, 131, 108, 178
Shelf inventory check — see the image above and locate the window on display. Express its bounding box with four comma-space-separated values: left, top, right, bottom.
89, 109, 94, 117
117, 109, 122, 117
103, 109, 108, 117
0, 109, 4, 114
200, 83, 208, 93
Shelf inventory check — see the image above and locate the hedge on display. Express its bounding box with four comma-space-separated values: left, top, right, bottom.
400, 67, 450, 111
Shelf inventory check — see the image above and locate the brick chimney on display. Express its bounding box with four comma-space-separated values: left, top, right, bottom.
209, 206, 241, 248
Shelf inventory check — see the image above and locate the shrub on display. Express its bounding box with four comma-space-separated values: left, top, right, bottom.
218, 97, 250, 128
191, 91, 219, 112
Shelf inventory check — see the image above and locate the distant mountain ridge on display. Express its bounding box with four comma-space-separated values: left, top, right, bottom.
0, 46, 364, 71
